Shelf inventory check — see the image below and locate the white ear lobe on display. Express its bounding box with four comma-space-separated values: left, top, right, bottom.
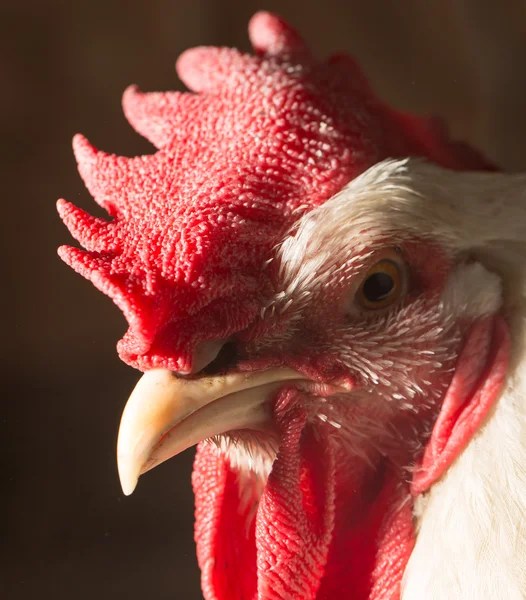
441, 262, 502, 320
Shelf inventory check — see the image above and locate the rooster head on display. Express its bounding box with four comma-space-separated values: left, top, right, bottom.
58, 12, 525, 600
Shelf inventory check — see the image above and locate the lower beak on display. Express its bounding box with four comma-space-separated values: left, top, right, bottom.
117, 368, 305, 495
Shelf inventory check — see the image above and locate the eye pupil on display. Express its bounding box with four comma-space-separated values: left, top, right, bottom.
362, 272, 395, 303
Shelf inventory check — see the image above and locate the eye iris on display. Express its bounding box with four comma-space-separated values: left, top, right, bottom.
362, 271, 395, 303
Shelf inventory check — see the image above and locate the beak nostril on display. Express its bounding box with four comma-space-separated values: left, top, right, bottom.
168, 339, 239, 377
199, 342, 240, 376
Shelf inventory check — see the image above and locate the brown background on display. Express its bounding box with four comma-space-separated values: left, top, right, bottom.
3, 1, 526, 598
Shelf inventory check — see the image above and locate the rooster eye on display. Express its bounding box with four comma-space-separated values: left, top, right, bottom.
357, 259, 403, 310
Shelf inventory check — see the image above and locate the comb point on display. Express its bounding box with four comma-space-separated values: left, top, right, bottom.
248, 11, 308, 57
72, 134, 98, 166
57, 199, 111, 252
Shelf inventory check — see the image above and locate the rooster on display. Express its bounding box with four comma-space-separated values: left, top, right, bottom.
57, 12, 526, 600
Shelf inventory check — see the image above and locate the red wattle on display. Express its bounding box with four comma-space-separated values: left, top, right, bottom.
256, 403, 335, 599
193, 443, 258, 599
193, 391, 416, 600
412, 315, 510, 496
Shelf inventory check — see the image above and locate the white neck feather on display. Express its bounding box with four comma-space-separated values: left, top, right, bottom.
402, 318, 526, 600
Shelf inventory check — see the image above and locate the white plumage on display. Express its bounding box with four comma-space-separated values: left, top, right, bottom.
277, 159, 526, 599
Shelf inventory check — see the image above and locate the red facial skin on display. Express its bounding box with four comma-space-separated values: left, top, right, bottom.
57, 12, 501, 600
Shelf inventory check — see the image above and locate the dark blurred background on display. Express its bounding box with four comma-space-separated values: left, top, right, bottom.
3, 1, 526, 598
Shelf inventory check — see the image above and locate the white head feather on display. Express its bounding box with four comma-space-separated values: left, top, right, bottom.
276, 159, 526, 600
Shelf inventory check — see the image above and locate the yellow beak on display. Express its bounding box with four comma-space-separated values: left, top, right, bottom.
116, 367, 305, 495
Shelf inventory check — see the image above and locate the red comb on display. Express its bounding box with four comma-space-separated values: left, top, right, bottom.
58, 11, 490, 372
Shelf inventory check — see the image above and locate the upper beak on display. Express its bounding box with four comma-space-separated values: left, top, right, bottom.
116, 368, 305, 495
